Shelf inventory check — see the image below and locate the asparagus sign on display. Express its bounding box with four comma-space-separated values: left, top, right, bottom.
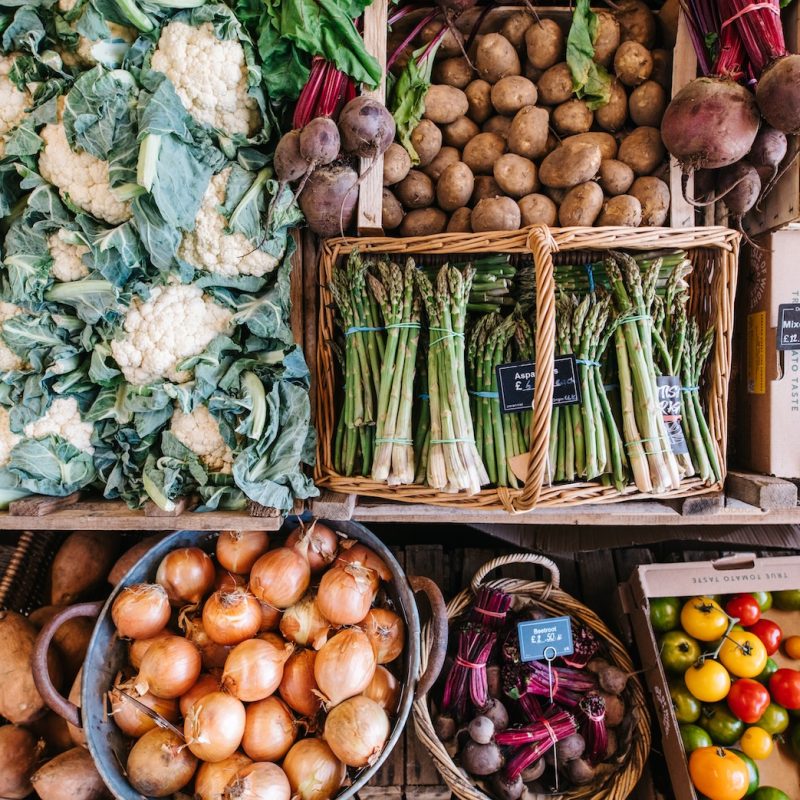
496, 356, 581, 413
655, 376, 689, 455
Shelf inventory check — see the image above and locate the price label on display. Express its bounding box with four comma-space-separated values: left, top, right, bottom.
496, 356, 582, 414
517, 616, 574, 662
656, 376, 689, 455
777, 303, 800, 351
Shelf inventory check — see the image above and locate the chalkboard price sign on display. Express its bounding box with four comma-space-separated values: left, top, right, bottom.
777, 303, 800, 351
496, 355, 582, 413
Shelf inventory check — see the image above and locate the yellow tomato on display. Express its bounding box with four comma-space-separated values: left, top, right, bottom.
719, 630, 768, 678
688, 747, 749, 800
681, 596, 729, 641
784, 635, 800, 660
685, 659, 732, 703
740, 726, 774, 760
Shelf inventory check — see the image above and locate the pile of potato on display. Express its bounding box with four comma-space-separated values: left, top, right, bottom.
383, 0, 677, 236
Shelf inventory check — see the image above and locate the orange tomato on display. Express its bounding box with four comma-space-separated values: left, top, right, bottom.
688, 747, 750, 800
784, 635, 800, 660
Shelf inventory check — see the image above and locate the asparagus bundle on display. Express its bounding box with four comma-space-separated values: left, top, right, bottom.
424, 255, 518, 313
413, 350, 430, 485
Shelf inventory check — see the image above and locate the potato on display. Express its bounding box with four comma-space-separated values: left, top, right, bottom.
420, 20, 460, 58
396, 170, 435, 209
108, 534, 165, 586
659, 0, 680, 49
544, 132, 559, 156
493, 153, 538, 198
422, 146, 461, 181
437, 161, 475, 211
433, 57, 473, 90
539, 140, 602, 188
618, 126, 665, 176
31, 748, 108, 800
524, 19, 564, 70
0, 724, 42, 799
399, 208, 447, 237
410, 120, 442, 167
482, 115, 512, 139
472, 196, 521, 232
490, 76, 538, 116
471, 175, 502, 205
423, 84, 469, 124
382, 188, 404, 230
593, 12, 621, 67
565, 132, 617, 160
597, 194, 643, 226
552, 99, 593, 135
558, 182, 604, 226
524, 62, 543, 83
629, 80, 667, 127
651, 49, 672, 90
598, 159, 635, 195
442, 116, 480, 149
501, 12, 534, 48
463, 132, 506, 175
507, 105, 549, 159
465, 80, 493, 124
595, 80, 628, 132
383, 143, 412, 186
536, 62, 573, 106
476, 33, 521, 83
51, 531, 118, 606
544, 185, 568, 204
447, 207, 472, 233
613, 40, 653, 86
519, 193, 558, 226
616, 0, 657, 48
630, 176, 670, 226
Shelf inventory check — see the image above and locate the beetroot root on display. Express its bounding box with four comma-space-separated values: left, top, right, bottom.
299, 163, 358, 237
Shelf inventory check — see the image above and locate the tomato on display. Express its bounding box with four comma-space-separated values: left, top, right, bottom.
680, 723, 713, 753
751, 790, 790, 800
671, 680, 702, 723
720, 631, 768, 678
682, 596, 730, 642
772, 590, 800, 611
784, 635, 800, 660
732, 750, 760, 797
727, 679, 770, 724
769, 669, 800, 710
751, 592, 772, 612
650, 597, 681, 633
746, 620, 782, 656
755, 658, 778, 685
688, 747, 750, 800
726, 595, 762, 627
755, 703, 789, 736
739, 726, 773, 760
701, 704, 746, 746
660, 630, 702, 674
686, 660, 732, 703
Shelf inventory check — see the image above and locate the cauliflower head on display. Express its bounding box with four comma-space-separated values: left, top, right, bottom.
38, 123, 132, 225
23, 396, 95, 454
170, 404, 234, 473
0, 303, 26, 372
0, 407, 21, 468
151, 21, 260, 137
110, 283, 233, 386
48, 230, 90, 282
178, 167, 279, 278
0, 54, 31, 138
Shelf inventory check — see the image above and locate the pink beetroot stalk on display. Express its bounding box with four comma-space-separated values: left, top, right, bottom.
720, 0, 786, 76
579, 692, 608, 764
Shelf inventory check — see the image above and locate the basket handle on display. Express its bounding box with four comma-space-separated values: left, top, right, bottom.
32, 601, 103, 728
409, 576, 448, 699
470, 553, 561, 595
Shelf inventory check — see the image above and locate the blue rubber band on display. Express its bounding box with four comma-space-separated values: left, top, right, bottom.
470, 390, 500, 398
575, 358, 601, 367
385, 322, 422, 330
417, 393, 430, 400
619, 314, 652, 325
603, 383, 619, 392
429, 327, 464, 347
346, 326, 384, 336
585, 264, 595, 293
624, 436, 662, 449
430, 437, 474, 445
375, 437, 414, 445
681, 386, 700, 393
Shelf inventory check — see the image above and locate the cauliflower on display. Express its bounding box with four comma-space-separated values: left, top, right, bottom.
110, 283, 233, 385
151, 21, 260, 137
48, 230, 90, 282
170, 404, 234, 473
0, 407, 21, 468
23, 396, 94, 454
38, 122, 132, 225
178, 167, 279, 278
0, 303, 26, 372
0, 54, 31, 140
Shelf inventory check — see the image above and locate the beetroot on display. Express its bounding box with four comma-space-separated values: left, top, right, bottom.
720, 161, 761, 220
274, 130, 309, 183
299, 163, 358, 237
299, 117, 341, 167
756, 55, 800, 135
338, 97, 396, 159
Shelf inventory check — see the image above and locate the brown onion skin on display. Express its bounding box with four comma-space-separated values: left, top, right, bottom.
156, 548, 215, 607
283, 738, 346, 800
216, 531, 270, 574
279, 649, 322, 717
182, 614, 233, 671
179, 672, 221, 717
195, 753, 253, 800
242, 696, 297, 761
110, 685, 179, 737
202, 590, 262, 646
360, 608, 405, 664
316, 565, 376, 626
324, 696, 390, 768
337, 542, 391, 581
0, 725, 43, 800
185, 692, 246, 763
279, 594, 331, 649
285, 522, 339, 574
214, 569, 248, 593
314, 628, 376, 706
250, 548, 311, 610
258, 601, 282, 632
225, 762, 291, 800
129, 631, 172, 669
364, 666, 401, 714
135, 635, 202, 699
112, 583, 171, 640
127, 729, 197, 796
222, 638, 292, 702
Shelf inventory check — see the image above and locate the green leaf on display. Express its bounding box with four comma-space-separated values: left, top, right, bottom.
2, 6, 47, 53
9, 435, 97, 495
566, 0, 613, 111
44, 278, 122, 324
390, 43, 438, 164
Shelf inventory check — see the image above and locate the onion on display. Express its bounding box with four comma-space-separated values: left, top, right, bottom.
217, 531, 270, 574
283, 738, 346, 800
259, 601, 281, 632
196, 753, 253, 800
280, 594, 331, 649
314, 628, 376, 706
364, 666, 401, 714
185, 691, 246, 763
181, 612, 233, 670
127, 728, 197, 796
134, 635, 202, 698
225, 763, 291, 800
109, 681, 179, 737
156, 547, 215, 607
337, 542, 391, 581
323, 696, 390, 767
279, 648, 322, 717
317, 564, 376, 626
360, 608, 405, 664
242, 696, 297, 761
203, 589, 262, 645
260, 630, 287, 648
222, 638, 292, 702
250, 548, 310, 609
286, 522, 339, 574
215, 569, 248, 593
180, 672, 221, 717
129, 631, 172, 669
111, 583, 170, 640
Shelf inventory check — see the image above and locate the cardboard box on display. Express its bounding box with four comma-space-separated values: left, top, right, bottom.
739, 228, 800, 479
621, 554, 800, 800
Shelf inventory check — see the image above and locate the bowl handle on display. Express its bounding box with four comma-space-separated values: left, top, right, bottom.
409, 576, 448, 699
32, 601, 104, 728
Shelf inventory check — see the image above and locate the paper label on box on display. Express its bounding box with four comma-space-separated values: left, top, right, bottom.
517, 616, 574, 661
656, 376, 689, 455
778, 303, 800, 351
747, 311, 766, 394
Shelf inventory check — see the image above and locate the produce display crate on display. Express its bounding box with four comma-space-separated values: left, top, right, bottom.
313, 224, 740, 512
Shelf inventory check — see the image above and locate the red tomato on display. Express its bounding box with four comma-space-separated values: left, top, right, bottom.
769, 669, 800, 710
726, 595, 762, 627
747, 619, 782, 655
727, 678, 771, 723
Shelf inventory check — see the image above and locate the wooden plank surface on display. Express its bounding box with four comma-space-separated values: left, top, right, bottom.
726, 470, 798, 510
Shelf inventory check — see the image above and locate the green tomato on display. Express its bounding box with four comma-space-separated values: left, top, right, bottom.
700, 703, 746, 746
751, 592, 772, 612
756, 703, 789, 735
773, 590, 800, 611
670, 680, 702, 723
755, 658, 778, 685
733, 750, 760, 796
679, 723, 712, 753
650, 596, 681, 633
751, 789, 790, 800
660, 630, 702, 674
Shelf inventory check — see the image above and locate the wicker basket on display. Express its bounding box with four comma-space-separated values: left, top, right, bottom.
412, 553, 651, 800
314, 225, 740, 511
0, 531, 64, 614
